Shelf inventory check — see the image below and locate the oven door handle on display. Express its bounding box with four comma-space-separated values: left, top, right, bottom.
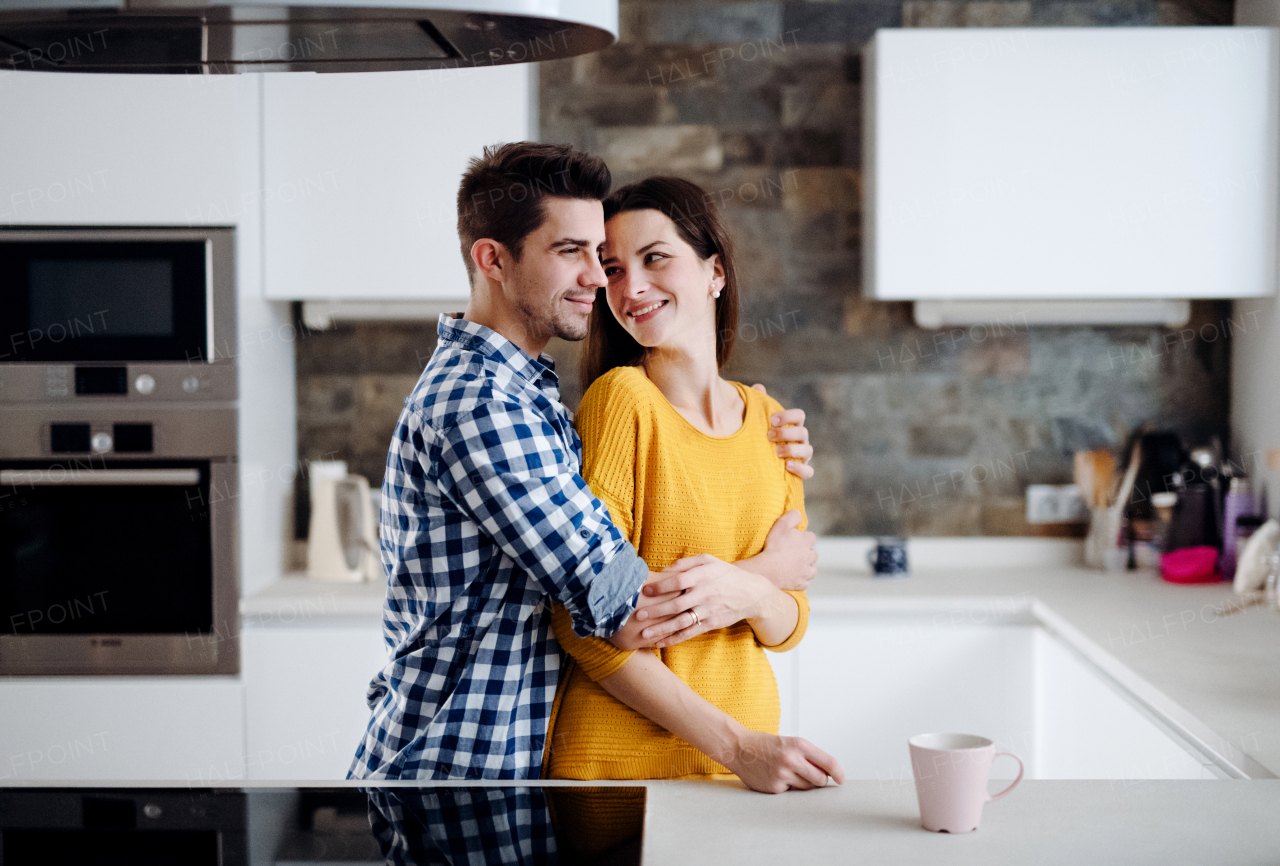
0, 468, 201, 486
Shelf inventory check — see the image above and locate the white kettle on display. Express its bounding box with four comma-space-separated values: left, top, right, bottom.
307, 461, 382, 582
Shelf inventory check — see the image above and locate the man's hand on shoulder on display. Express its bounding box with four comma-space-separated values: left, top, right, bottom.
751, 384, 813, 480
738, 510, 818, 592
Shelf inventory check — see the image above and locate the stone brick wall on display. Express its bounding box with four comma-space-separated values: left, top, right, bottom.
296, 0, 1238, 537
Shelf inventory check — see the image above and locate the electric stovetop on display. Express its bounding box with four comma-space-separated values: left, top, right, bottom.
0, 785, 645, 866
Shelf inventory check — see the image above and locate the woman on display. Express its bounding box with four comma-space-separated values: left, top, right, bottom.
545, 177, 844, 796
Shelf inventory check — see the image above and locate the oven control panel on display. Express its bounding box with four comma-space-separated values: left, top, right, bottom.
0, 406, 236, 458
0, 363, 236, 403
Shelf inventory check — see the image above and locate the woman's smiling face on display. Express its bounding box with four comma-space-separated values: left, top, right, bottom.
600, 208, 723, 353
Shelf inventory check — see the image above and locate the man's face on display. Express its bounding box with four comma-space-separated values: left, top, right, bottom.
504, 196, 608, 345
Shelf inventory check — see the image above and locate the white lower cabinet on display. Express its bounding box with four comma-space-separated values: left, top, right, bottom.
1032, 629, 1215, 780
782, 617, 1036, 781
768, 613, 1216, 781
0, 622, 386, 783
0, 678, 245, 782
764, 647, 799, 739
241, 624, 389, 780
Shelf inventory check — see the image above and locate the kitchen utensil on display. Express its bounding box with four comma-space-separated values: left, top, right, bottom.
307, 461, 381, 583
1073, 449, 1116, 510
1085, 440, 1141, 569
867, 537, 909, 577
1116, 431, 1185, 570
908, 733, 1024, 834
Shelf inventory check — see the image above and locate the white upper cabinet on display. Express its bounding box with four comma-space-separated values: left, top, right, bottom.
0, 73, 242, 226
864, 29, 1280, 300
262, 65, 531, 300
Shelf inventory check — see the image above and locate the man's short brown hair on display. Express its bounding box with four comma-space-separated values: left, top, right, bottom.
456, 142, 612, 284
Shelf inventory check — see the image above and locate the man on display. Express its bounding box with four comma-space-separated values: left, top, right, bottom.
349, 142, 814, 781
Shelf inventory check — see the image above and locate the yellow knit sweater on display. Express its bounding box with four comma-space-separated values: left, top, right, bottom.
545, 365, 808, 781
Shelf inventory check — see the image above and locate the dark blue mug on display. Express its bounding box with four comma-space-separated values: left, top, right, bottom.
867, 536, 909, 577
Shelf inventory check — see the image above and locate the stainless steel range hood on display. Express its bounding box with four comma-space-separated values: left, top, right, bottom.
0, 0, 615, 73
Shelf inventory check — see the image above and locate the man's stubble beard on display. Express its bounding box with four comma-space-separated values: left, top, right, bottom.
513, 288, 591, 345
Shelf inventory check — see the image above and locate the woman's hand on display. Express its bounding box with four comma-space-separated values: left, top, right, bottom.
608, 573, 683, 650
633, 555, 777, 647
751, 384, 813, 480
738, 510, 818, 592
595, 652, 845, 796
717, 730, 846, 794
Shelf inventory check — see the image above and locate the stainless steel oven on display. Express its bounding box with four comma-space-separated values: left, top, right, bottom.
0, 227, 238, 676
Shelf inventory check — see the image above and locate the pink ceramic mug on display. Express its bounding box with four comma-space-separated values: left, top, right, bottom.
908, 733, 1024, 833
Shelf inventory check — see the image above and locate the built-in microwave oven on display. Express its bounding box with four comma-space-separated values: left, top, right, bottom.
0, 227, 234, 366
0, 227, 239, 676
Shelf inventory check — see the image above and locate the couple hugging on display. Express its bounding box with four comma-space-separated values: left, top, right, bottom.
349, 141, 844, 794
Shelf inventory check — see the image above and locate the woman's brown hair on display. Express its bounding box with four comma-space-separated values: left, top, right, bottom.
579, 176, 740, 394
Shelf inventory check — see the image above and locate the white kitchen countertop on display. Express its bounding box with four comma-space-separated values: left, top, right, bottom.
242, 538, 1280, 777
240, 572, 387, 622
640, 778, 1280, 864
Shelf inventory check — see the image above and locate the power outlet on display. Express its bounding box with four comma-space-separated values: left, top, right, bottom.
1026, 484, 1088, 523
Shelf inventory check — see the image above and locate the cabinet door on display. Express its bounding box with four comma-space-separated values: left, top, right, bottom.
0, 678, 245, 782
866, 29, 1279, 300
1034, 630, 1215, 779
0, 73, 241, 226
262, 65, 531, 300
764, 649, 799, 737
793, 618, 1035, 781
242, 624, 389, 780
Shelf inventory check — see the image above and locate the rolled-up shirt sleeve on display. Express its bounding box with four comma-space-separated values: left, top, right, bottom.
431, 400, 647, 638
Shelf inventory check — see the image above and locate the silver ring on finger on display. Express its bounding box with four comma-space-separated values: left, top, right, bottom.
689, 608, 700, 627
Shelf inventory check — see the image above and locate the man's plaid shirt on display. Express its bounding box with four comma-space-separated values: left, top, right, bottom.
349, 314, 648, 781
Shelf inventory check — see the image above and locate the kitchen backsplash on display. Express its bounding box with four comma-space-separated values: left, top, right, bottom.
296, 0, 1238, 538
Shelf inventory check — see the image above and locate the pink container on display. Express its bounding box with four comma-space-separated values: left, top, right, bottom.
1161, 546, 1220, 584
908, 733, 1024, 833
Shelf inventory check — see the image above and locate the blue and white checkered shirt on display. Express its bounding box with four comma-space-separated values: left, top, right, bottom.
366, 788, 556, 864
349, 314, 648, 780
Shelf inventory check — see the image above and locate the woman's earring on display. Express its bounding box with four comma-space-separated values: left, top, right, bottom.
712, 284, 721, 299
